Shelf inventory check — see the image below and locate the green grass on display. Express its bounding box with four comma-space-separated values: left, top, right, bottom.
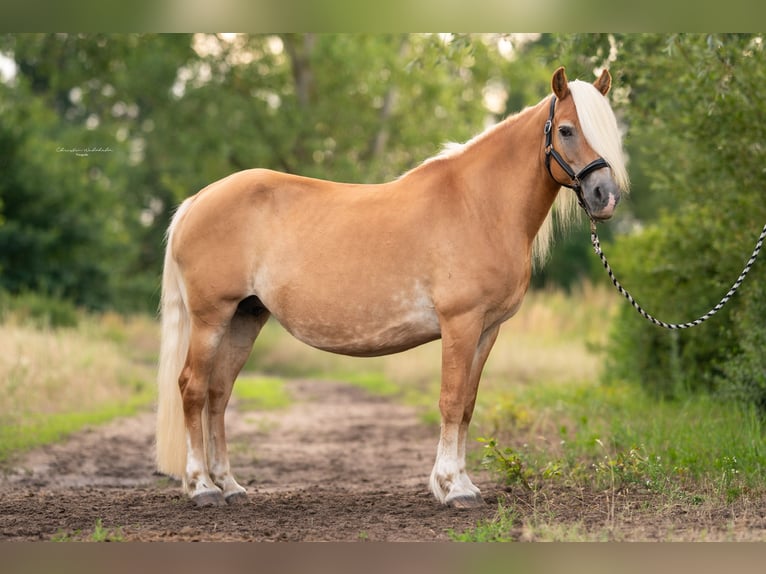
52, 518, 125, 542
0, 392, 154, 463
0, 307, 158, 462
470, 376, 766, 504
232, 375, 292, 410
448, 504, 518, 542
328, 370, 400, 396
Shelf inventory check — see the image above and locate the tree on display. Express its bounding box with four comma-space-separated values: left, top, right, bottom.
566, 34, 766, 407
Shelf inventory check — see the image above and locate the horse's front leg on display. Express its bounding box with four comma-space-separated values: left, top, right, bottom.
430, 317, 500, 508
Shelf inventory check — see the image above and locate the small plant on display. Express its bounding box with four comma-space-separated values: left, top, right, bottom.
51, 519, 124, 542
715, 455, 743, 502
478, 437, 532, 491
448, 503, 517, 542
51, 529, 77, 542
90, 518, 124, 542
591, 439, 664, 491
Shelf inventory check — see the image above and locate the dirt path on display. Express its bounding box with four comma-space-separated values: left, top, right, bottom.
0, 380, 496, 541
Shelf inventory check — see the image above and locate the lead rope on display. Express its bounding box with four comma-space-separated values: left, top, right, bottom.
590, 220, 766, 329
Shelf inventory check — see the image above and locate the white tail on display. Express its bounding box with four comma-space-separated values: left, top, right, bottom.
155, 199, 195, 478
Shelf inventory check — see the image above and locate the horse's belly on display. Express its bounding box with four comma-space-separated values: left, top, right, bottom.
270, 295, 442, 358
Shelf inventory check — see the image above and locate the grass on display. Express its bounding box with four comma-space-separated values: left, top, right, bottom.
52, 518, 125, 542
232, 375, 291, 410
0, 394, 153, 462
0, 310, 158, 462
451, 368, 766, 540
473, 378, 766, 495
3, 284, 765, 541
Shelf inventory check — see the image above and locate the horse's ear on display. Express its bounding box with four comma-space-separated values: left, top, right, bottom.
551, 67, 570, 100
593, 68, 611, 96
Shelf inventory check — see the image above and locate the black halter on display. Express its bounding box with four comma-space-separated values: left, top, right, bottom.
544, 94, 610, 209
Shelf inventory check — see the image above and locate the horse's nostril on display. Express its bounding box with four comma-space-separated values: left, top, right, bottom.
593, 185, 603, 202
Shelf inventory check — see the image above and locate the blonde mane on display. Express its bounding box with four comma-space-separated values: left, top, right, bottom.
532, 78, 629, 268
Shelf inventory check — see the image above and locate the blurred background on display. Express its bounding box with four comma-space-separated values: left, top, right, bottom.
2, 32, 766, 542
1, 32, 766, 456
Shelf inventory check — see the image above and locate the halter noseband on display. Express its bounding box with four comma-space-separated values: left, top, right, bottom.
544, 94, 610, 209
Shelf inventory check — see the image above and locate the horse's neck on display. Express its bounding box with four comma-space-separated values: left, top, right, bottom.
447, 101, 561, 247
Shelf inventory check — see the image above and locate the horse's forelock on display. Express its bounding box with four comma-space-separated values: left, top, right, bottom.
568, 80, 630, 193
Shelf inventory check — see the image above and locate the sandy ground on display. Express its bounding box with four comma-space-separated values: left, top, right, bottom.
2, 378, 765, 542
0, 379, 495, 541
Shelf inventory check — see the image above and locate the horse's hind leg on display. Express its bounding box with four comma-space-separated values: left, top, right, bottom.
207, 298, 270, 504
179, 316, 232, 507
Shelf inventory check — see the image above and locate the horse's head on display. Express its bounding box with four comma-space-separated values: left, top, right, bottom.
545, 67, 629, 221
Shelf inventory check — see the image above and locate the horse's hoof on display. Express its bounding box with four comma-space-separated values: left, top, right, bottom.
225, 491, 248, 505
446, 494, 485, 509
192, 490, 226, 507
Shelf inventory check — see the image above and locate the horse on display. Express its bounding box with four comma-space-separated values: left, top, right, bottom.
155, 66, 629, 508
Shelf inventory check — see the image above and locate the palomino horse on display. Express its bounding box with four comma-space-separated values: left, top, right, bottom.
156, 67, 629, 508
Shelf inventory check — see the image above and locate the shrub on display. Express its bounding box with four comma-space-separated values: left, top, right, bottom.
717, 278, 766, 412
603, 205, 765, 402
0, 291, 79, 328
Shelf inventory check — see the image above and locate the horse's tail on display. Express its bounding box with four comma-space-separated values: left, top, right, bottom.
155, 198, 195, 478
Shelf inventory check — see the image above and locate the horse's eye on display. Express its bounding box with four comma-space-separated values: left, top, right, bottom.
558, 125, 574, 138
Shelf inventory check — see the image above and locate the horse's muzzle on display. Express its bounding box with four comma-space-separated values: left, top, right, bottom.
582, 172, 620, 220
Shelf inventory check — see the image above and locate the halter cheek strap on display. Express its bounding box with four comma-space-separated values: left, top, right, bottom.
544, 95, 610, 204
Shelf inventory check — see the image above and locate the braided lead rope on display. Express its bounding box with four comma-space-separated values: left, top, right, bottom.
590, 221, 766, 329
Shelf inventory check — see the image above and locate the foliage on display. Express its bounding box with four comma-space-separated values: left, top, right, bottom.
478, 436, 532, 490
718, 277, 766, 411
448, 503, 517, 542
0, 290, 79, 328
561, 34, 766, 407
52, 518, 125, 543
478, 375, 766, 499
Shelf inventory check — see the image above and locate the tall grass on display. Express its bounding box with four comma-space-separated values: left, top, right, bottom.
0, 310, 158, 460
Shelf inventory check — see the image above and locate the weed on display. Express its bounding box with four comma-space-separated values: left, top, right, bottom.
448, 503, 517, 542
51, 529, 76, 542
478, 437, 532, 491
89, 518, 124, 542
51, 519, 124, 542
